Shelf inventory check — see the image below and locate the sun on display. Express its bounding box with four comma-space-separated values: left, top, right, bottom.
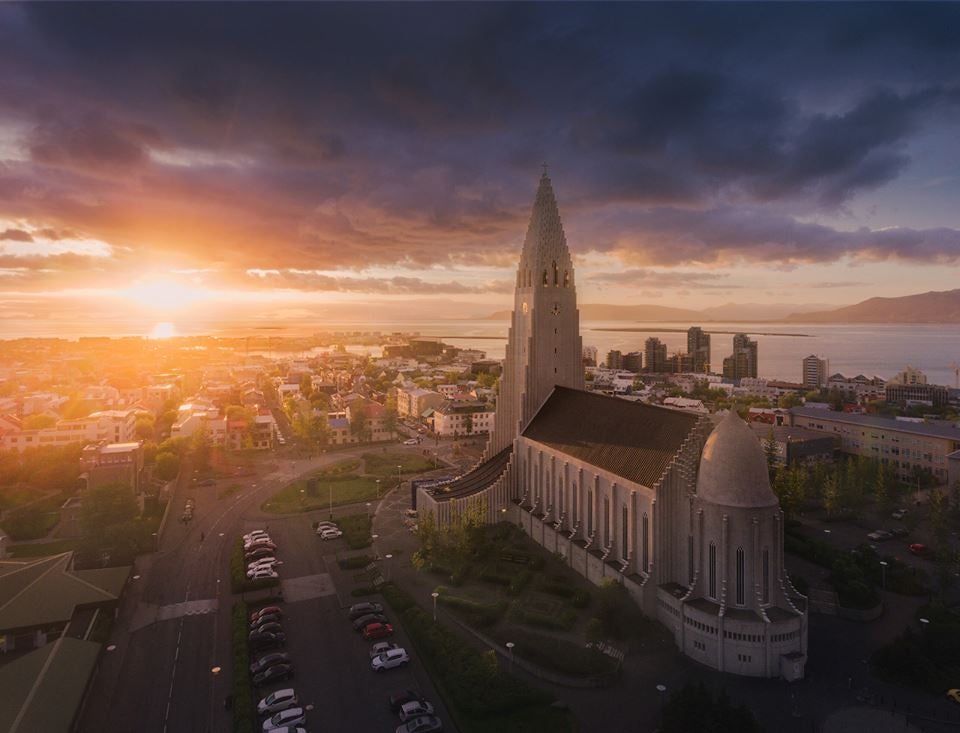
149, 321, 177, 339
119, 279, 208, 312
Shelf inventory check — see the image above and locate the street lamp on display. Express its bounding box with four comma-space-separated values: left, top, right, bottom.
376, 479, 381, 500
397, 465, 402, 491
879, 560, 888, 589
366, 502, 372, 518
505, 641, 515, 672
431, 591, 439, 621
328, 483, 333, 520
384, 553, 392, 581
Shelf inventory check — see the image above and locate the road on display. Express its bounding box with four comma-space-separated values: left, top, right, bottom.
79, 443, 459, 733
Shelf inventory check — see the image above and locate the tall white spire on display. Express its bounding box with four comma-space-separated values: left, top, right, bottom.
485, 173, 583, 458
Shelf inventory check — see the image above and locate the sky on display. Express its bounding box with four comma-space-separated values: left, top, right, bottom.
1, 3, 960, 334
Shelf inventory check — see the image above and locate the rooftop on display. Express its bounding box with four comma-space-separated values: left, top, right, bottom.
522, 387, 701, 489
791, 406, 960, 440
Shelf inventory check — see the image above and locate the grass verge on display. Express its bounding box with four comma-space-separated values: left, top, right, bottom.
231, 600, 254, 733
7, 538, 81, 558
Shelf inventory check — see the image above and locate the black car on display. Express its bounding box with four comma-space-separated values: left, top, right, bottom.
353, 613, 388, 632
246, 547, 276, 562
253, 662, 294, 687
389, 689, 426, 713
250, 622, 283, 637
250, 652, 291, 675
250, 613, 282, 631
249, 632, 286, 651
349, 602, 384, 620
889, 526, 910, 538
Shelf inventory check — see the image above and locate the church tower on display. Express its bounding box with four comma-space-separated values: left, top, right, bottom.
485, 172, 584, 458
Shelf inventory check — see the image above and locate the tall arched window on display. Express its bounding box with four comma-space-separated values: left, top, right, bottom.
586, 488, 594, 534
642, 513, 649, 571
621, 506, 628, 561
736, 547, 745, 606
603, 497, 611, 546
687, 535, 694, 584
542, 269, 548, 286
563, 270, 570, 287
762, 549, 770, 604
708, 542, 717, 599
552, 260, 559, 286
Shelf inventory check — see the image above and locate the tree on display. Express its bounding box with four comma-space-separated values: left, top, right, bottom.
350, 406, 370, 443
299, 374, 313, 399
23, 414, 56, 430
81, 483, 138, 537
828, 387, 845, 411
383, 397, 398, 436
190, 424, 211, 471
930, 487, 949, 550
135, 416, 155, 440
822, 472, 840, 518
762, 428, 778, 478
464, 413, 474, 435
155, 451, 180, 481
660, 682, 762, 733
779, 392, 803, 409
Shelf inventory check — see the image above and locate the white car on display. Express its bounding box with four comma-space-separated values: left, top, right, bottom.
372, 647, 410, 671
399, 700, 435, 722
249, 568, 279, 581
319, 528, 342, 540
256, 688, 298, 716
244, 530, 270, 542
315, 521, 338, 532
369, 641, 398, 658
248, 558, 281, 571
403, 438, 418, 445
262, 707, 305, 730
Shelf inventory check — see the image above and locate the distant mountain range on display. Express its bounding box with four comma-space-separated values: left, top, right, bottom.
483, 289, 960, 324
784, 288, 960, 323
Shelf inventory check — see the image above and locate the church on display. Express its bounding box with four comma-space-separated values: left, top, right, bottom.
417, 173, 808, 680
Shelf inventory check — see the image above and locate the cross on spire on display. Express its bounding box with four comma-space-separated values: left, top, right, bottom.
541, 161, 549, 177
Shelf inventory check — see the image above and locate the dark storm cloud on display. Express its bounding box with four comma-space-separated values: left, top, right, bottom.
1, 2, 959, 277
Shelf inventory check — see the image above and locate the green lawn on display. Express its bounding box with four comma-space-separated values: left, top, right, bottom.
262, 475, 381, 514
0, 485, 41, 512
363, 451, 435, 477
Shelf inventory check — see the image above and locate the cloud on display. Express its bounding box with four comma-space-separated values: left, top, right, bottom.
587, 268, 740, 290
0, 228, 32, 242
244, 269, 513, 295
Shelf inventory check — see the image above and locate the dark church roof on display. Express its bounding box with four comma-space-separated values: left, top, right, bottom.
521, 387, 701, 488
431, 446, 512, 502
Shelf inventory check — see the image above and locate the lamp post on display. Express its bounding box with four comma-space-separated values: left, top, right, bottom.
397, 465, 402, 491
879, 560, 888, 590
431, 591, 439, 621
505, 641, 515, 672
328, 483, 333, 520
299, 488, 305, 507
376, 479, 381, 500
366, 502, 372, 518
384, 553, 392, 581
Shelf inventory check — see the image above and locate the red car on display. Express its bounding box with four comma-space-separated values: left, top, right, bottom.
250, 605, 283, 623
909, 543, 932, 558
363, 622, 394, 640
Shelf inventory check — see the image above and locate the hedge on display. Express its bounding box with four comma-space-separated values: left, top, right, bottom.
231, 539, 281, 594
339, 513, 373, 549
512, 605, 577, 631
434, 586, 507, 628
538, 579, 591, 608
231, 601, 254, 733
339, 554, 374, 570
509, 630, 619, 679
381, 583, 553, 718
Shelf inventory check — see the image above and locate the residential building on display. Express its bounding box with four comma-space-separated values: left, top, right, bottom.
606, 350, 623, 370
687, 327, 711, 373
416, 173, 806, 679
789, 406, 960, 484
644, 337, 668, 374
81, 441, 145, 493
722, 334, 758, 381
749, 424, 836, 467
582, 345, 598, 367
666, 352, 695, 374
889, 366, 928, 385
623, 352, 643, 373
0, 409, 139, 453
949, 449, 960, 489
826, 373, 886, 402
802, 355, 829, 389
396, 387, 446, 420
433, 401, 495, 438
885, 382, 949, 407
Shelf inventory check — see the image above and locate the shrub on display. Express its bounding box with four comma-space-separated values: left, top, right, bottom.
513, 605, 577, 631
351, 586, 378, 597
339, 554, 373, 570
230, 539, 280, 594
510, 631, 618, 678
381, 583, 553, 717
538, 579, 590, 608
339, 513, 373, 549
508, 570, 532, 596
231, 601, 254, 733
585, 617, 604, 644
480, 564, 515, 586
435, 587, 507, 628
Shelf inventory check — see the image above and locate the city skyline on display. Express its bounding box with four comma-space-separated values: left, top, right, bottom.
2, 4, 960, 335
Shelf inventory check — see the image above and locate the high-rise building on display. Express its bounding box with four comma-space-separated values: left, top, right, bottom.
644, 337, 668, 374
582, 345, 598, 367
723, 333, 758, 381
687, 326, 711, 373
801, 355, 829, 389
889, 366, 928, 385
606, 350, 623, 370
667, 352, 695, 373
623, 352, 643, 373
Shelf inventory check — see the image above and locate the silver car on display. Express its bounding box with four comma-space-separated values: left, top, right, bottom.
262, 707, 305, 731
256, 688, 298, 716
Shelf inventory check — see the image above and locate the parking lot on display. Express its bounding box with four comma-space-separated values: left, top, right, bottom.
238, 509, 453, 731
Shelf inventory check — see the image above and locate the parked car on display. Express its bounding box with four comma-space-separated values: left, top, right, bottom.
372, 648, 410, 672
389, 690, 426, 713
245, 539, 278, 552
246, 548, 277, 562
251, 613, 282, 630
404, 509, 418, 519
370, 641, 399, 658
396, 715, 443, 733
244, 530, 270, 542
353, 613, 388, 632
262, 707, 306, 730
250, 622, 283, 638
250, 653, 290, 675
399, 701, 435, 722
198, 478, 216, 487
363, 623, 394, 641
251, 606, 283, 623
315, 521, 339, 530
909, 543, 933, 557
248, 558, 281, 572
867, 530, 893, 542
889, 526, 909, 538
892, 509, 908, 520
947, 688, 960, 705
319, 528, 343, 540
403, 438, 418, 445
257, 688, 299, 716
249, 632, 286, 651
253, 663, 294, 687
249, 568, 279, 581
349, 602, 384, 619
